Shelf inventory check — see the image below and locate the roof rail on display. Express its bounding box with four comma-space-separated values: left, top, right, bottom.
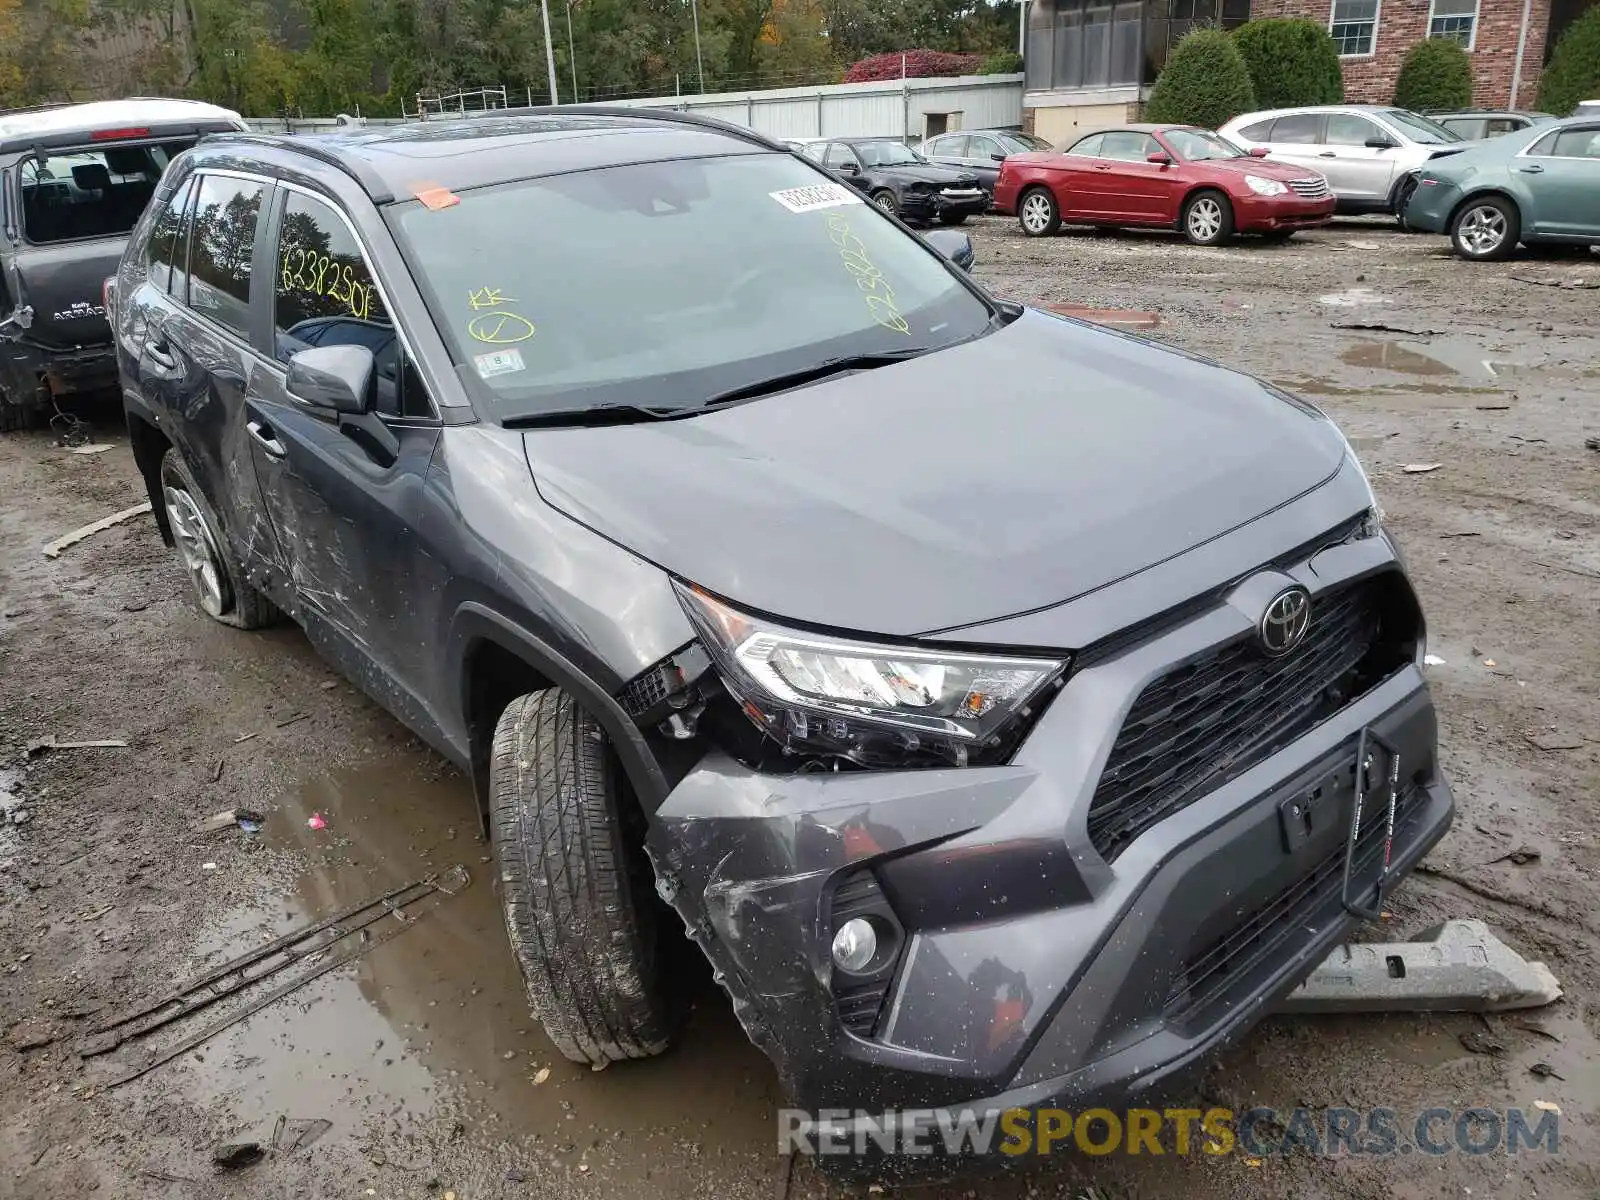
460, 103, 787, 152
202, 132, 397, 203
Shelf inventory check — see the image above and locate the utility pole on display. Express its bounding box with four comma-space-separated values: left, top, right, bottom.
540, 0, 560, 104
691, 0, 706, 94
567, 1, 579, 103
1018, 0, 1027, 56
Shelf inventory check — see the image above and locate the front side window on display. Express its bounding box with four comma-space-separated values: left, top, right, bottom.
823, 143, 858, 170
387, 153, 994, 423
21, 141, 191, 244
853, 140, 923, 167
1428, 0, 1476, 46
145, 176, 197, 295
273, 192, 427, 418
1164, 129, 1244, 160
1098, 131, 1161, 161
1381, 108, 1462, 143
1329, 0, 1378, 55
187, 173, 266, 339
1064, 133, 1105, 157
1325, 113, 1384, 146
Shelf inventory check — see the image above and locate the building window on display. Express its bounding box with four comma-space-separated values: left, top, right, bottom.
1428, 0, 1477, 46
1329, 0, 1379, 55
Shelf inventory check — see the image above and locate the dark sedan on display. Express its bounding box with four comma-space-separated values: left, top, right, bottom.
798, 137, 986, 224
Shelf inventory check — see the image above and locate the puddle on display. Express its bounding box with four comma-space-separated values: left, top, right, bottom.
1341, 341, 1456, 377
107, 757, 780, 1183
1318, 287, 1391, 307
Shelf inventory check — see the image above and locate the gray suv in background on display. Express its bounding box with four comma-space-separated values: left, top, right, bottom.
918, 128, 1054, 201
1220, 104, 1481, 220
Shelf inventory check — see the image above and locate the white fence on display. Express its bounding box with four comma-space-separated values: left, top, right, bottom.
246, 73, 1025, 143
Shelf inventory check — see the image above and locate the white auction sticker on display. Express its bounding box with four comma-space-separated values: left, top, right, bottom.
769, 183, 864, 214
475, 348, 526, 378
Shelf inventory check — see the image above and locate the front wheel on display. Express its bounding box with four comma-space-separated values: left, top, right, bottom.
1182, 190, 1234, 246
158, 449, 275, 628
937, 211, 969, 226
1451, 197, 1519, 261
1018, 187, 1060, 237
491, 689, 676, 1066
871, 189, 899, 216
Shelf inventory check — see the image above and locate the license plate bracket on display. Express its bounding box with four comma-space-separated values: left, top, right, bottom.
1340, 727, 1402, 921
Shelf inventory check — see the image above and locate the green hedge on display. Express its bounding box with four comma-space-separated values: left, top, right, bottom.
1144, 28, 1257, 130
1232, 19, 1343, 109
1537, 5, 1600, 116
979, 50, 1024, 75
1392, 38, 1473, 111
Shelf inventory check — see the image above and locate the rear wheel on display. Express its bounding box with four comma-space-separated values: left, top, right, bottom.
937, 211, 969, 226
1018, 187, 1060, 237
1451, 196, 1518, 261
1182, 190, 1234, 246
158, 449, 276, 629
491, 689, 676, 1066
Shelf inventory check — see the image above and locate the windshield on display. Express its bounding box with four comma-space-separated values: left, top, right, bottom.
1163, 129, 1244, 161
1000, 132, 1052, 153
389, 153, 992, 421
853, 140, 924, 167
1383, 109, 1463, 144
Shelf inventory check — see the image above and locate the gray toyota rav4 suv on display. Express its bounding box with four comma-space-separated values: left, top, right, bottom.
110, 110, 1452, 1141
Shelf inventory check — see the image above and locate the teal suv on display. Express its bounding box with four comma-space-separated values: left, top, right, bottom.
1405, 115, 1600, 260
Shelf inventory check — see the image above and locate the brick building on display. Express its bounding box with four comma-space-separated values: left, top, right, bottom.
1022, 0, 1593, 145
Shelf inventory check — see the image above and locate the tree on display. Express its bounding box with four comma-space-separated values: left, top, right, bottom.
1231, 19, 1341, 109
1392, 38, 1472, 112
1537, 5, 1600, 116
1143, 28, 1256, 130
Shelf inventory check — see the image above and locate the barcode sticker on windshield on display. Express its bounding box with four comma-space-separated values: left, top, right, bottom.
769, 183, 863, 214
475, 348, 525, 378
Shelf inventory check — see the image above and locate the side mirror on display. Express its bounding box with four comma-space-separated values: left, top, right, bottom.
990, 152, 1007, 162
1365, 137, 1397, 150
1248, 146, 1271, 158
923, 227, 974, 271
286, 344, 375, 415
838, 161, 860, 175
1146, 151, 1173, 165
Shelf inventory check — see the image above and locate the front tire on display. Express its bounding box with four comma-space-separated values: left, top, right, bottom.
491, 690, 675, 1066
1018, 186, 1060, 237
1451, 196, 1519, 261
158, 449, 275, 629
871, 189, 899, 216
1182, 190, 1234, 246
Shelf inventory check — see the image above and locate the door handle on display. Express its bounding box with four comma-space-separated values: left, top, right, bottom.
246, 418, 286, 458
1318, 151, 1338, 158
145, 337, 177, 371
1517, 163, 1544, 173
1093, 163, 1113, 170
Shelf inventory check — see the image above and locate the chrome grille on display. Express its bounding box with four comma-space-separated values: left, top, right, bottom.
1289, 177, 1331, 199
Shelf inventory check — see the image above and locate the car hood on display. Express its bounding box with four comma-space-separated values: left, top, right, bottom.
875, 163, 981, 186
1203, 156, 1324, 182
522, 309, 1347, 639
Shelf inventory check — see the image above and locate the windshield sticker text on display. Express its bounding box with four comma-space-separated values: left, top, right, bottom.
281, 249, 375, 321
826, 213, 910, 336
464, 285, 536, 345
770, 183, 863, 214
474, 348, 525, 378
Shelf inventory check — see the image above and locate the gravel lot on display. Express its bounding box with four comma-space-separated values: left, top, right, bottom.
2, 214, 1597, 1200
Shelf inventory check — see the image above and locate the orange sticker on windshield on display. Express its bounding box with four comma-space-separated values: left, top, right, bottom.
411, 183, 460, 211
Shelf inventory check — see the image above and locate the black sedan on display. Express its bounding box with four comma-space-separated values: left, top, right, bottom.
796, 137, 986, 224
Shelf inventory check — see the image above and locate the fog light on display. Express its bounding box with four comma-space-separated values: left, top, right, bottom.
831, 918, 878, 973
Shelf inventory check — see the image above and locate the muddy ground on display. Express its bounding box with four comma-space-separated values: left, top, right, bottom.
1, 218, 1597, 1200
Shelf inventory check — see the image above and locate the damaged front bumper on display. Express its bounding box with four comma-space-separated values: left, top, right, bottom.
645, 540, 1453, 1127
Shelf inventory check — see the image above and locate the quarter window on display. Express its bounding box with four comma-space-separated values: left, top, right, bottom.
145, 176, 196, 296
186, 173, 266, 340
1329, 0, 1378, 55
274, 192, 427, 418
1427, 0, 1476, 46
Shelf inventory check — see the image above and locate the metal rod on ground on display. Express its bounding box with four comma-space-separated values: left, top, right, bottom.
540, 0, 561, 104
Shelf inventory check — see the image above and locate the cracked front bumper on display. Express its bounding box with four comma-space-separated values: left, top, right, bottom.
647, 544, 1453, 1119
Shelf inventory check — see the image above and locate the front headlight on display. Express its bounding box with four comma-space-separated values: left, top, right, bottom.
1245, 174, 1289, 197
675, 583, 1067, 767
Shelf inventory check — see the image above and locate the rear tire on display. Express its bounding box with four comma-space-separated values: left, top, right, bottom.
491, 689, 675, 1066
1017, 186, 1060, 237
1451, 196, 1519, 261
1182, 190, 1234, 246
158, 449, 276, 629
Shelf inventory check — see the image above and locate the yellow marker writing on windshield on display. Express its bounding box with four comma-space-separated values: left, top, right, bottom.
826, 214, 910, 335
465, 286, 535, 345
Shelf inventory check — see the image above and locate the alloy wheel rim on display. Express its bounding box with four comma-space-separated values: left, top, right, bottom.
1188, 198, 1222, 241
163, 485, 227, 617
874, 193, 897, 213
1021, 194, 1051, 232
1460, 206, 1506, 255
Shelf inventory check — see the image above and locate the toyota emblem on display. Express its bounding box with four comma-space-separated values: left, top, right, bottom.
1260, 586, 1312, 656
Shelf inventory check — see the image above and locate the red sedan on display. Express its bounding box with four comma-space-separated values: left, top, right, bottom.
993, 124, 1336, 246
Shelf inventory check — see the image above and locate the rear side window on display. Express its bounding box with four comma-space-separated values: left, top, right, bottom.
274, 192, 428, 418
1485, 117, 1523, 136
21, 141, 191, 244
145, 176, 197, 295
187, 173, 266, 340
1542, 126, 1600, 158
1270, 113, 1324, 144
